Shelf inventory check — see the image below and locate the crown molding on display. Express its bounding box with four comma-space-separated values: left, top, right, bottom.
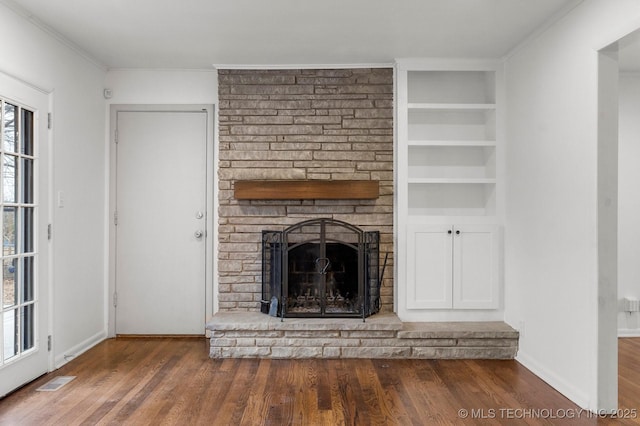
108, 68, 218, 73
0, 0, 107, 71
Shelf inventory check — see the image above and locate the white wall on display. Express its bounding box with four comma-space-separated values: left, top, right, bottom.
0, 4, 107, 366
104, 69, 217, 105
618, 73, 640, 335
504, 0, 640, 411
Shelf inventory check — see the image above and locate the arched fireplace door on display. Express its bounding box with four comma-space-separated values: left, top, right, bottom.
262, 218, 381, 320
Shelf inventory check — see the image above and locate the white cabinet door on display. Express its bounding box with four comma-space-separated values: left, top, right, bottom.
453, 225, 499, 309
406, 224, 499, 310
407, 225, 453, 309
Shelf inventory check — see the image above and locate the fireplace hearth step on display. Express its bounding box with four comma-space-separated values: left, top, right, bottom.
206, 313, 518, 360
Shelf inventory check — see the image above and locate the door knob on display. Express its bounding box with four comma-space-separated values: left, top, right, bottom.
194, 230, 204, 239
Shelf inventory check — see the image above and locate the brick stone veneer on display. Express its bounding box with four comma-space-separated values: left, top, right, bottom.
217, 68, 394, 312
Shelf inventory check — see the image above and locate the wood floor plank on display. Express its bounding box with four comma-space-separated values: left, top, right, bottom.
237, 358, 271, 425
334, 359, 367, 425
316, 360, 333, 411
153, 339, 212, 425
413, 360, 470, 423
1, 337, 639, 425
124, 341, 198, 425
191, 358, 240, 423
326, 358, 349, 426
372, 359, 424, 426
352, 360, 400, 425
81, 340, 177, 425
214, 358, 260, 425
289, 360, 314, 425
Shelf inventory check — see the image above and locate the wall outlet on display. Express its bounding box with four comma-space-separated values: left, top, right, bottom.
623, 297, 640, 312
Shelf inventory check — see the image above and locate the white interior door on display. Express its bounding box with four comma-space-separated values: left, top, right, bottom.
115, 109, 207, 335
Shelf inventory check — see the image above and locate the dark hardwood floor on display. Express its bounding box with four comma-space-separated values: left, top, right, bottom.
0, 338, 638, 425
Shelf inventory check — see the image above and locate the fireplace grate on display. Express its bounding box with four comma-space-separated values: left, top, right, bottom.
262, 218, 380, 320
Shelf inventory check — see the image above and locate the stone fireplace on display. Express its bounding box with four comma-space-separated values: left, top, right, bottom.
209, 68, 520, 360
217, 68, 394, 313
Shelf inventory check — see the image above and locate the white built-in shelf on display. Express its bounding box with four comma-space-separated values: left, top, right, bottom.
408, 103, 496, 111
400, 66, 500, 219
408, 145, 496, 181
408, 108, 496, 142
408, 178, 497, 184
407, 182, 497, 217
397, 64, 503, 318
408, 140, 496, 147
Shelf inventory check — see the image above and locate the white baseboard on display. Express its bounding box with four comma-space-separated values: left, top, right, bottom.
618, 329, 640, 337
516, 350, 591, 410
54, 330, 108, 369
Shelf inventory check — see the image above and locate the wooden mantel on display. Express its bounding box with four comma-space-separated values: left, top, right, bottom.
234, 180, 379, 200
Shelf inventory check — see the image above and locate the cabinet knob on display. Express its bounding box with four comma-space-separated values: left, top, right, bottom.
456, 230, 461, 235
448, 230, 452, 234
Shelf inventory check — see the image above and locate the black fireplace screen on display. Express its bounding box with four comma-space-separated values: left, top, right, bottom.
262, 218, 380, 319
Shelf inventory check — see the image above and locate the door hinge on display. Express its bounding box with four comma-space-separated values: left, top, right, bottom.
114, 211, 118, 226
47, 224, 52, 240
114, 129, 118, 144
47, 112, 52, 130
47, 335, 52, 352
113, 292, 118, 308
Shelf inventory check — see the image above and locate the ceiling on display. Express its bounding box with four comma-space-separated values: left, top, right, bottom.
4, 0, 582, 69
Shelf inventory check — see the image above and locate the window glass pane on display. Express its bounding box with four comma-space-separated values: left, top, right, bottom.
3, 103, 17, 153
22, 159, 33, 204
21, 109, 34, 156
22, 256, 33, 303
3, 155, 18, 203
3, 206, 16, 256
21, 208, 33, 253
21, 304, 34, 351
3, 309, 18, 360
3, 258, 17, 308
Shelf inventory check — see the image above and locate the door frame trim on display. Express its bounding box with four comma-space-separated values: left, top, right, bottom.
107, 104, 215, 337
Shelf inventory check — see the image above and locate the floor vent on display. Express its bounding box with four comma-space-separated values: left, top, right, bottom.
36, 376, 76, 392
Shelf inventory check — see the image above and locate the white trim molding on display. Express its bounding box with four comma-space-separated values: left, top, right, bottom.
54, 331, 107, 369
213, 63, 394, 70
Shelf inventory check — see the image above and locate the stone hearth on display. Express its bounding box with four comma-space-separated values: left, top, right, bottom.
206, 313, 518, 359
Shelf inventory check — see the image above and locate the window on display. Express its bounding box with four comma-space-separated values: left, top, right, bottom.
1, 98, 37, 365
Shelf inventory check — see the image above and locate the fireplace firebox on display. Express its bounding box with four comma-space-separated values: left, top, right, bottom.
262, 218, 381, 319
